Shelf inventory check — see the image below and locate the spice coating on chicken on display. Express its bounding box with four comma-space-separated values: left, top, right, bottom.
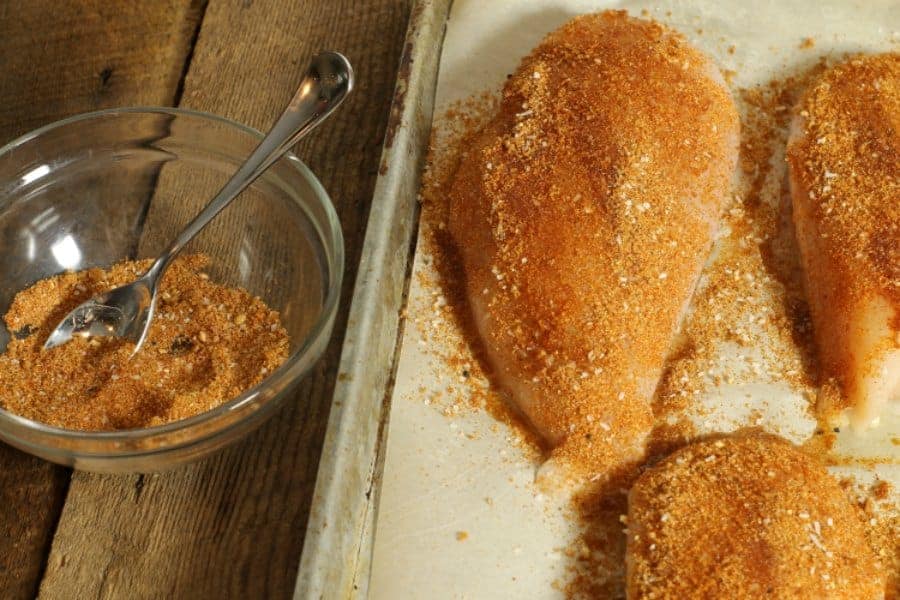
447, 11, 740, 484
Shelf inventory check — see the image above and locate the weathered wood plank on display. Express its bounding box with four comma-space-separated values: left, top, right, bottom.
0, 2, 205, 141
37, 1, 411, 598
0, 3, 206, 599
0, 445, 69, 600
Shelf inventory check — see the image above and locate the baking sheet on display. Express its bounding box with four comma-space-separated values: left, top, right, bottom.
370, 1, 899, 598
293, 2, 451, 597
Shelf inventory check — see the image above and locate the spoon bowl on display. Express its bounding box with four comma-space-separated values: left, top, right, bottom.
43, 274, 154, 350
43, 51, 353, 353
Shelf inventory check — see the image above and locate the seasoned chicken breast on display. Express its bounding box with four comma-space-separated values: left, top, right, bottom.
787, 53, 900, 429
626, 432, 885, 599
447, 11, 739, 485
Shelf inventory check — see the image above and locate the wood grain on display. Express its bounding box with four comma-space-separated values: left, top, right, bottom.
0, 2, 205, 142
37, 1, 411, 598
0, 3, 204, 599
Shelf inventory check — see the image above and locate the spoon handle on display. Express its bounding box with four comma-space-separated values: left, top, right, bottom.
149, 51, 353, 277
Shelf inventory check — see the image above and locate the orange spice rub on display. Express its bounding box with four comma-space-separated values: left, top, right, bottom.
626, 431, 886, 599
0, 255, 288, 430
787, 53, 900, 429
446, 11, 739, 486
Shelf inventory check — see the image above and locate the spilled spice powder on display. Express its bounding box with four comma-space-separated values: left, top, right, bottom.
654, 69, 824, 430
0, 255, 289, 430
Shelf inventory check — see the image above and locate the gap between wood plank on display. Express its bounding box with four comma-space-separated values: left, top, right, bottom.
173, 1, 211, 107
127, 0, 211, 261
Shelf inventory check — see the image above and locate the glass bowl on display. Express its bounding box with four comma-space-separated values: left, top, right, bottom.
0, 107, 343, 472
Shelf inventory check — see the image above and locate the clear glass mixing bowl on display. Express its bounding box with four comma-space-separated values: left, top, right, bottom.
0, 107, 343, 472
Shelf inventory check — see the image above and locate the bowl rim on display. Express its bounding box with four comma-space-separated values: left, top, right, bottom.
0, 106, 345, 450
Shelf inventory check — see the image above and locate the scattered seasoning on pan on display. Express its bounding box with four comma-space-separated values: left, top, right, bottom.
626, 431, 886, 599
0, 255, 289, 430
654, 71, 822, 430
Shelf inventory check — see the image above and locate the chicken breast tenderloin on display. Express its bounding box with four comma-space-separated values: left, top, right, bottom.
447, 11, 739, 486
787, 53, 899, 429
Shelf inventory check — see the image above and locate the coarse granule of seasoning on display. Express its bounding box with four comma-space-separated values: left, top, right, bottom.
0, 254, 289, 430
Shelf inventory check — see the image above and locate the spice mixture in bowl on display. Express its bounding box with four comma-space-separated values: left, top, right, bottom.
0, 107, 343, 472
0, 255, 290, 430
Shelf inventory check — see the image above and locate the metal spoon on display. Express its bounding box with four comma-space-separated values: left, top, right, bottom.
43, 51, 353, 354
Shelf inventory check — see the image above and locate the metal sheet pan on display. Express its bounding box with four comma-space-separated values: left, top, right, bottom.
293, 1, 452, 598
299, 0, 899, 598
373, 1, 900, 598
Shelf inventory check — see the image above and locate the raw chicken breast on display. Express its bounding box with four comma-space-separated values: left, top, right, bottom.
447, 11, 739, 486
626, 431, 885, 599
787, 53, 900, 429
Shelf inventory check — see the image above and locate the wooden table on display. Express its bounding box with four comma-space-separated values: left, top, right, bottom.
0, 2, 410, 597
